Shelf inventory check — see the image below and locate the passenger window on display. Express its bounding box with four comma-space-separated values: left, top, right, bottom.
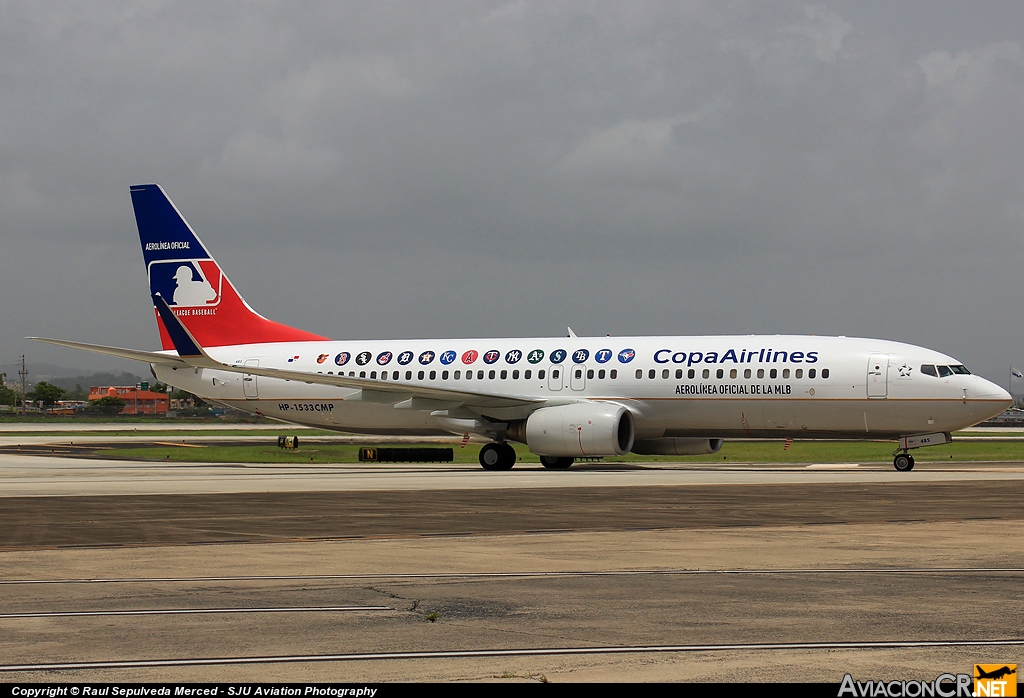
782, 369, 790, 379
575, 369, 582, 379
937, 365, 952, 377
662, 369, 669, 379
429, 370, 436, 380
675, 369, 683, 379
525, 370, 532, 379
598, 369, 606, 379
757, 368, 764, 379
454, 370, 461, 379
795, 369, 802, 379
808, 369, 815, 379
822, 369, 830, 379
587, 369, 594, 379
716, 368, 723, 379
538, 370, 545, 379
702, 369, 710, 379
501, 370, 508, 379
370, 371, 377, 379
921, 365, 937, 377
770, 369, 777, 379
688, 369, 695, 379
349, 371, 355, 377
649, 369, 656, 379
610, 369, 617, 379
730, 368, 737, 379
393, 371, 399, 380
442, 371, 449, 380
466, 370, 473, 379
328, 371, 333, 375
360, 371, 366, 378
417, 371, 424, 380
513, 370, 520, 379
477, 370, 484, 379
489, 370, 496, 379
405, 371, 412, 380
636, 369, 643, 379
744, 368, 751, 379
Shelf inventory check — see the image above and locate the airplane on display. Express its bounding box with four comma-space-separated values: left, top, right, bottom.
31, 184, 1012, 472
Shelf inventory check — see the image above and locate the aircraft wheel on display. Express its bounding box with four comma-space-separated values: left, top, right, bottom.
479, 442, 514, 471
893, 453, 914, 472
540, 455, 574, 470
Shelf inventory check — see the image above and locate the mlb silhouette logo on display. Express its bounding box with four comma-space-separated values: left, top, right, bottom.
974, 665, 1017, 697
149, 259, 222, 307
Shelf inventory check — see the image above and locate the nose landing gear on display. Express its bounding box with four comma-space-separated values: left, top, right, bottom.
893, 452, 915, 472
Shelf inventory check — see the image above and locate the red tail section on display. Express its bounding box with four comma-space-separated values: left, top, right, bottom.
132, 184, 329, 349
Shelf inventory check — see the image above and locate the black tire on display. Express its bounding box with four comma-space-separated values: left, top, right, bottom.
479, 443, 503, 470
893, 454, 913, 472
540, 455, 574, 470
480, 442, 514, 471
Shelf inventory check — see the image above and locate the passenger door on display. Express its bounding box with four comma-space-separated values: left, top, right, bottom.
243, 358, 259, 398
867, 354, 888, 398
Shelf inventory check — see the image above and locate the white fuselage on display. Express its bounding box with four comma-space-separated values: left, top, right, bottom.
154, 334, 1010, 441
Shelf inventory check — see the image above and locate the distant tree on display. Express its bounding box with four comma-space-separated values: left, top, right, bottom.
89, 395, 125, 416
0, 384, 18, 406
28, 381, 66, 407
152, 382, 168, 394
172, 389, 205, 408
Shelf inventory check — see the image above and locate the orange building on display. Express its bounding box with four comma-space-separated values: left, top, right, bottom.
88, 386, 169, 415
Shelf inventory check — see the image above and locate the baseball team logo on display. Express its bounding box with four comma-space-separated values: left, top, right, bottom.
334, 352, 350, 366
505, 349, 522, 364
418, 350, 435, 365
440, 350, 457, 365
572, 349, 590, 364
461, 350, 479, 364
317, 354, 329, 364
595, 349, 613, 364
550, 349, 567, 364
527, 349, 545, 364
356, 351, 372, 366
483, 350, 500, 364
376, 351, 393, 366
397, 351, 414, 365
618, 348, 635, 363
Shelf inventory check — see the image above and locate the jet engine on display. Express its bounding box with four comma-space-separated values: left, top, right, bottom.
631, 438, 723, 456
507, 402, 635, 457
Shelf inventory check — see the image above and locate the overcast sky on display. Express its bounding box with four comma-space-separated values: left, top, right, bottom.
2, 1, 1024, 386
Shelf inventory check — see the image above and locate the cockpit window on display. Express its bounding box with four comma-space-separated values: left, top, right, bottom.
921, 364, 937, 377
949, 364, 971, 375
937, 365, 953, 378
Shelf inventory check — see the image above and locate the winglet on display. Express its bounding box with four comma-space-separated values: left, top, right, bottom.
151, 293, 208, 360
567, 326, 577, 338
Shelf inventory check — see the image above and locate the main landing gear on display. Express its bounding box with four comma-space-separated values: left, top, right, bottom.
479, 442, 517, 471
540, 455, 574, 470
893, 452, 915, 472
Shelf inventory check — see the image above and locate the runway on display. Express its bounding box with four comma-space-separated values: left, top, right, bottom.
0, 431, 1022, 682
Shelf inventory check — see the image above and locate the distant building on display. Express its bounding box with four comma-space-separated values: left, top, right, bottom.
89, 386, 168, 415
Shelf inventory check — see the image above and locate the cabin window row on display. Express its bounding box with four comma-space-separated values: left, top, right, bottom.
635, 367, 830, 380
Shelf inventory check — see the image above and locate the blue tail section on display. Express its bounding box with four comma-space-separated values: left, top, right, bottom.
131, 185, 211, 266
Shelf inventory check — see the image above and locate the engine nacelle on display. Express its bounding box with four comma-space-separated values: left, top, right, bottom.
510, 402, 635, 457
631, 438, 724, 456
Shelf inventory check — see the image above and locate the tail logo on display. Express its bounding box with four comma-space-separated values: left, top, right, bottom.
149, 259, 222, 308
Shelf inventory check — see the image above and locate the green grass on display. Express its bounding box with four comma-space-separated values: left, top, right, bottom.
97, 439, 1024, 464
1, 428, 337, 438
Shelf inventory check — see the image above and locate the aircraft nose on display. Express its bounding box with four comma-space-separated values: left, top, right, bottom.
975, 377, 1012, 406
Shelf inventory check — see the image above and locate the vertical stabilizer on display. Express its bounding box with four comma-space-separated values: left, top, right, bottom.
131, 184, 328, 349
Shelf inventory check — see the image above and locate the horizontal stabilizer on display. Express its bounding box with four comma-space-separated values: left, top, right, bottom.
27, 337, 190, 367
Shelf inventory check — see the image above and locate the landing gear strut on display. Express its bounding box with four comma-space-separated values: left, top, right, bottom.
893, 452, 915, 472
479, 442, 516, 471
540, 455, 574, 470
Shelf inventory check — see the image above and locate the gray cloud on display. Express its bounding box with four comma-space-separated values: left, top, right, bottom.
2, 1, 1023, 385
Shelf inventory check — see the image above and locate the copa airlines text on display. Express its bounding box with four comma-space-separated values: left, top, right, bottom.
31, 185, 1012, 472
